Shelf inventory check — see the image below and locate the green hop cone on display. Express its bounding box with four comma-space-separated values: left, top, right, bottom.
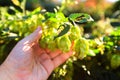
47, 40, 57, 51
39, 35, 53, 48
69, 25, 81, 41
39, 28, 57, 50
74, 38, 89, 59
39, 35, 50, 48
45, 18, 60, 29
111, 54, 120, 69
57, 35, 71, 52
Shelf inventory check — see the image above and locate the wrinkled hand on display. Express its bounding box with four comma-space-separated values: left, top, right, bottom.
0, 27, 73, 80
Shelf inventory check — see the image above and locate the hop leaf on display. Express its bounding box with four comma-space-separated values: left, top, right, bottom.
54, 23, 71, 39
68, 13, 94, 24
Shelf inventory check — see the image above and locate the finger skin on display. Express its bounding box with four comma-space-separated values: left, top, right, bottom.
20, 27, 42, 45
52, 50, 73, 68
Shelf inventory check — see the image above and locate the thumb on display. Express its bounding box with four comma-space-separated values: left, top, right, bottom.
24, 27, 42, 43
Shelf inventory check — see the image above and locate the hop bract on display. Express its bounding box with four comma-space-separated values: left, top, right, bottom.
73, 38, 89, 59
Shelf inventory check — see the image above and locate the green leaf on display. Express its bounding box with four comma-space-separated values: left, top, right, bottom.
54, 23, 70, 39
23, 8, 41, 19
68, 13, 94, 24
44, 12, 56, 19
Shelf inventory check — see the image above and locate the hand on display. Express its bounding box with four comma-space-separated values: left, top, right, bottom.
0, 27, 73, 80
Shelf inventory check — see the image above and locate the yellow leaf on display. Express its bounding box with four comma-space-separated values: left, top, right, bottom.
12, 0, 20, 6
